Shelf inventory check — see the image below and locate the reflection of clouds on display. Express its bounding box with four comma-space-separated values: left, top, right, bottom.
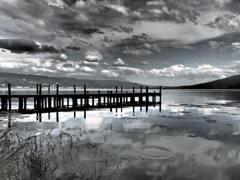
199, 108, 216, 115
123, 123, 153, 131
118, 146, 240, 180
85, 118, 103, 129
231, 122, 240, 135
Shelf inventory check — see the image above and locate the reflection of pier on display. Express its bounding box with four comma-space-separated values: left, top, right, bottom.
0, 84, 162, 118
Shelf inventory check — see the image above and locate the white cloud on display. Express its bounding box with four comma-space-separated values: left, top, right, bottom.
58, 54, 68, 61
101, 70, 119, 77
230, 42, 240, 56
208, 41, 224, 50
149, 9, 163, 15
134, 21, 225, 44
47, 0, 65, 8
146, 1, 165, 6
75, 0, 87, 8
112, 58, 127, 66
123, 47, 153, 56
81, 61, 99, 66
140, 61, 149, 65
84, 50, 103, 62
207, 13, 240, 30
148, 64, 234, 80
106, 4, 129, 15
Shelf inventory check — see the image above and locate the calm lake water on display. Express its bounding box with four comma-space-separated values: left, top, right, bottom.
1, 89, 240, 180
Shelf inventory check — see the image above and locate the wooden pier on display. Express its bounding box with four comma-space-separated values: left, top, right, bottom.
0, 83, 162, 113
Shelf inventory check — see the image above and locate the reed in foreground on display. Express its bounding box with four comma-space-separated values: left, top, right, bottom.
0, 123, 119, 180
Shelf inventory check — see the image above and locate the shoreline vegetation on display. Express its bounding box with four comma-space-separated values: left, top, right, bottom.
0, 120, 120, 180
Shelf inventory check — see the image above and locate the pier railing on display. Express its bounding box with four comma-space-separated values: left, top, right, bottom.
0, 83, 162, 113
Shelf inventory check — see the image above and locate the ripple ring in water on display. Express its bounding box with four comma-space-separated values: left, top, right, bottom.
141, 147, 172, 159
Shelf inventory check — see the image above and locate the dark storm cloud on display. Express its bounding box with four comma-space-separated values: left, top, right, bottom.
123, 33, 151, 44
65, 45, 81, 51
111, 26, 134, 33
63, 0, 77, 6
82, 28, 104, 35
0, 39, 60, 54
101, 36, 113, 43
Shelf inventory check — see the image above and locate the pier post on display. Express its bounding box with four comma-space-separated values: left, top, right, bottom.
73, 85, 77, 107
84, 85, 87, 107
84, 109, 86, 119
92, 96, 94, 106
159, 86, 162, 111
116, 86, 117, 93
131, 87, 135, 104
146, 86, 149, 104
56, 111, 59, 122
48, 85, 50, 94
140, 86, 143, 104
39, 113, 42, 122
37, 84, 42, 110
24, 97, 27, 110
48, 97, 51, 109
56, 84, 60, 108
54, 97, 56, 108
1, 98, 7, 110
56, 84, 59, 95
36, 84, 39, 94
18, 97, 23, 111
154, 91, 156, 107
110, 91, 112, 112
62, 97, 64, 107
8, 83, 11, 110
98, 90, 101, 106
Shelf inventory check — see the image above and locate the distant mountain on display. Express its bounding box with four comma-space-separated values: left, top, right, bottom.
179, 75, 240, 89
0, 72, 144, 89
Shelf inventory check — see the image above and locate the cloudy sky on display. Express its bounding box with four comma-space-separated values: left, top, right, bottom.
1, 0, 240, 86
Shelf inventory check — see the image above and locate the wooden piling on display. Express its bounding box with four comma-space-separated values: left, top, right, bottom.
56, 84, 59, 95
110, 91, 112, 112
131, 87, 135, 104
159, 86, 162, 111
56, 111, 59, 122
18, 97, 23, 111
146, 86, 149, 104
48, 85, 50, 94
36, 84, 39, 94
8, 83, 11, 110
98, 91, 101, 106
24, 98, 27, 110
37, 84, 42, 110
48, 97, 51, 108
84, 85, 87, 107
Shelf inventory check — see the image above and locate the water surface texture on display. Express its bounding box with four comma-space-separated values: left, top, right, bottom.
1, 89, 240, 180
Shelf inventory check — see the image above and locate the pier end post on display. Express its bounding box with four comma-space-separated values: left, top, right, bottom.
8, 83, 11, 110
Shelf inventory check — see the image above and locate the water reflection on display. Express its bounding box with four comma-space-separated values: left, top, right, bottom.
1, 89, 240, 179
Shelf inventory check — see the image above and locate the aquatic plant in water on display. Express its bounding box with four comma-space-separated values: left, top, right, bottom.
0, 124, 119, 180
